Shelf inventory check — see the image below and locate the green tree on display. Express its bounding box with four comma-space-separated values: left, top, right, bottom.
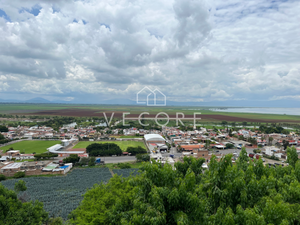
269, 136, 274, 146
0, 184, 48, 224
287, 147, 298, 168
0, 174, 6, 181
0, 125, 8, 132
13, 171, 25, 179
70, 152, 300, 225
88, 157, 96, 167
63, 154, 80, 164
14, 180, 27, 194
48, 217, 64, 225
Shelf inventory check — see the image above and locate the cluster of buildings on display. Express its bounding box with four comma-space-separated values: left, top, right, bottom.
0, 153, 73, 177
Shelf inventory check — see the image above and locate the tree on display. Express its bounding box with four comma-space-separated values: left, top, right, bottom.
221, 120, 227, 128
70, 154, 300, 224
13, 171, 25, 179
0, 183, 48, 224
88, 157, 96, 167
136, 154, 150, 162
126, 146, 147, 155
283, 140, 289, 150
63, 154, 80, 164
14, 180, 27, 194
225, 143, 235, 149
0, 174, 6, 181
0, 125, 8, 132
287, 147, 298, 168
86, 143, 122, 156
269, 136, 274, 146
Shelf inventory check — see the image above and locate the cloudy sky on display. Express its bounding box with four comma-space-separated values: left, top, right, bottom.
0, 0, 299, 105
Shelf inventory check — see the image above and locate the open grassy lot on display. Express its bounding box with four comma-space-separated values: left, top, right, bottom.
73, 141, 145, 151
118, 136, 142, 138
0, 140, 61, 154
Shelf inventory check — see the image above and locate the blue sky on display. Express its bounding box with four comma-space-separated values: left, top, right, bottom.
0, 0, 299, 105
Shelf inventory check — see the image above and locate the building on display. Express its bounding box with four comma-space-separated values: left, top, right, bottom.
144, 134, 165, 144
181, 144, 204, 152
0, 162, 22, 173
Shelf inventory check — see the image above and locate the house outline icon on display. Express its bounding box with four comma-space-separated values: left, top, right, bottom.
136, 86, 166, 106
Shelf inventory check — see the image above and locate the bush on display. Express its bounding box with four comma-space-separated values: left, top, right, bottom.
117, 163, 131, 169
63, 154, 80, 164
225, 143, 235, 149
136, 154, 150, 162
253, 149, 261, 154
88, 157, 96, 167
13, 171, 25, 179
0, 174, 6, 181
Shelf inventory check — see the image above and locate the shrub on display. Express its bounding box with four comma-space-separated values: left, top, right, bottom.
13, 171, 25, 179
63, 154, 80, 164
88, 157, 96, 167
225, 143, 235, 149
117, 163, 131, 169
253, 149, 261, 154
0, 174, 6, 181
136, 154, 150, 162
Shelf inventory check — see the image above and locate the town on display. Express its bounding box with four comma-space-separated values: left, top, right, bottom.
1, 116, 299, 178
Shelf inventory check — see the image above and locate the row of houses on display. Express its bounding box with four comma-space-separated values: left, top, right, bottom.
0, 160, 72, 177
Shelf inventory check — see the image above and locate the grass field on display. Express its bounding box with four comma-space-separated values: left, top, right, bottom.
118, 136, 142, 138
73, 141, 146, 151
0, 140, 61, 154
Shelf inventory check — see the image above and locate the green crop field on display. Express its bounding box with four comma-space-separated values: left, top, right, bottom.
73, 141, 146, 151
1, 168, 113, 220
0, 140, 61, 154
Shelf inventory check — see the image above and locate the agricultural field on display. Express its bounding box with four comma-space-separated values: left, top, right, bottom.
0, 103, 300, 123
73, 141, 146, 151
113, 168, 140, 177
1, 168, 113, 220
0, 140, 61, 154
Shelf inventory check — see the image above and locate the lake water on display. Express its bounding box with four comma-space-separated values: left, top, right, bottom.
212, 108, 300, 116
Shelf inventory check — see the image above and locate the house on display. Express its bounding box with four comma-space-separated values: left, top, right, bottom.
181, 144, 204, 151
0, 162, 22, 173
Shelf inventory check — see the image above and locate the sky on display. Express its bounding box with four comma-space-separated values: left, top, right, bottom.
0, 0, 299, 105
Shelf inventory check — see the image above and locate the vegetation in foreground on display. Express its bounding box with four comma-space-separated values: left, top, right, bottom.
1, 168, 113, 220
70, 147, 300, 224
0, 180, 48, 224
